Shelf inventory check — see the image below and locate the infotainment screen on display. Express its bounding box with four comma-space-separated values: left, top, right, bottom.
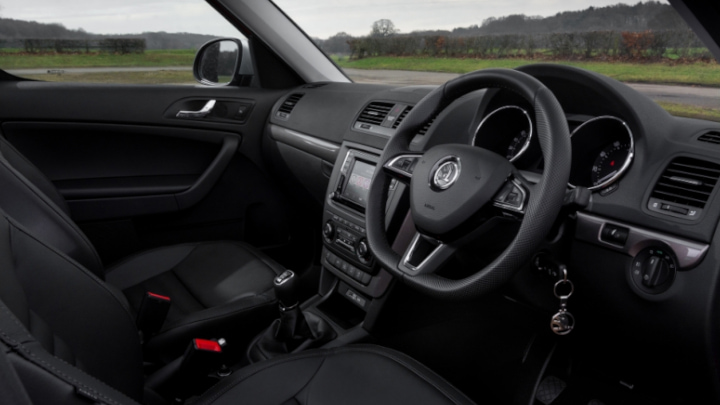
342, 160, 375, 207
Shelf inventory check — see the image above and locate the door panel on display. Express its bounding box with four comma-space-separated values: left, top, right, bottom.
0, 81, 294, 266
3, 122, 239, 220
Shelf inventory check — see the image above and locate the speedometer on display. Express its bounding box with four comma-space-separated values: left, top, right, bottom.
591, 141, 631, 187
568, 116, 634, 191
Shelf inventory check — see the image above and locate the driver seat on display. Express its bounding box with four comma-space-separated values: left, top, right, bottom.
0, 208, 475, 404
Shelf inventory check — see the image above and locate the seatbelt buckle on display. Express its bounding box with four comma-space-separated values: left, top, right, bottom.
136, 292, 171, 338
180, 338, 226, 371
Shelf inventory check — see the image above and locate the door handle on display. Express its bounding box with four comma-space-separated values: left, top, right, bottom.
176, 100, 216, 118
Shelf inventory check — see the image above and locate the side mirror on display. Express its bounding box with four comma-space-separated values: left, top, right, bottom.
194, 38, 250, 86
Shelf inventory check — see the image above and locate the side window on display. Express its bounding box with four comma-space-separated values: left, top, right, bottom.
0, 2, 245, 85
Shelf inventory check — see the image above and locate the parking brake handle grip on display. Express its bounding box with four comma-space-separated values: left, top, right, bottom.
176, 100, 216, 118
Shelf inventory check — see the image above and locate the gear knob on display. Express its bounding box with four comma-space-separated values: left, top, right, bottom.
274, 270, 298, 309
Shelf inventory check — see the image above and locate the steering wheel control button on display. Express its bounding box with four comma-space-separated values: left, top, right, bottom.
385, 154, 421, 179
493, 180, 527, 214
600, 224, 629, 246
630, 246, 677, 294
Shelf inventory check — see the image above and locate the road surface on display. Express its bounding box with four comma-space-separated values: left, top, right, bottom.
7, 66, 719, 108
344, 68, 720, 109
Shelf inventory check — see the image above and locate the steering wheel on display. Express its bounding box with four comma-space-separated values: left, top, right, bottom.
366, 69, 571, 300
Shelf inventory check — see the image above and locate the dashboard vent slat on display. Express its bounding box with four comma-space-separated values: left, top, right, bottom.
392, 106, 412, 129
650, 157, 720, 208
698, 131, 720, 145
417, 116, 437, 136
278, 93, 305, 115
357, 102, 394, 126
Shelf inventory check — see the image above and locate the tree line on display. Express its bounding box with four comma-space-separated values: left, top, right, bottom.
21, 38, 146, 54
315, 2, 712, 62
339, 29, 709, 62
0, 17, 218, 51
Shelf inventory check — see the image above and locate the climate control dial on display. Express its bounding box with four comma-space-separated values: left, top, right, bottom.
323, 221, 335, 242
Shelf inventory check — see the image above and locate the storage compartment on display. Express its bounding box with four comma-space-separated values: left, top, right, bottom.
316, 282, 367, 329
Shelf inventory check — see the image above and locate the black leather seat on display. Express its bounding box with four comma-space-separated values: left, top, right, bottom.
0, 208, 474, 405
0, 136, 283, 359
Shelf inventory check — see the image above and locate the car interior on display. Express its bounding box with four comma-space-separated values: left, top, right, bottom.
1, 0, 720, 404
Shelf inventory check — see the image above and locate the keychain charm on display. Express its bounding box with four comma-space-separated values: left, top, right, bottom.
551, 268, 575, 335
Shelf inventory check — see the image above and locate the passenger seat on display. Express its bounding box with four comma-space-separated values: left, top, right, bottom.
0, 136, 283, 360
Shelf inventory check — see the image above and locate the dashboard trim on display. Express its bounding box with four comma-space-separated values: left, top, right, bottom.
269, 124, 340, 162
575, 212, 708, 269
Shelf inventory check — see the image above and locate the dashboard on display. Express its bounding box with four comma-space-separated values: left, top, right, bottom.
264, 63, 720, 391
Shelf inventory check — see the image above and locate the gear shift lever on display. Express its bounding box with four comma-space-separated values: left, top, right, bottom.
273, 270, 310, 341
247, 269, 336, 363
274, 270, 299, 310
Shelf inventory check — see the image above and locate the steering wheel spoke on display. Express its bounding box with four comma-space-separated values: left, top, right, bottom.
398, 232, 456, 275
383, 153, 423, 184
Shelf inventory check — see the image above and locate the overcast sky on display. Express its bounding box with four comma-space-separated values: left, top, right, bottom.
1, 0, 667, 39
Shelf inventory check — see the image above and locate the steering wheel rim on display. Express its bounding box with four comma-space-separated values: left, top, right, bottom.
366, 68, 571, 300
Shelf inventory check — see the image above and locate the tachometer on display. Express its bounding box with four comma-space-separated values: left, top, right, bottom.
506, 129, 531, 161
473, 105, 533, 162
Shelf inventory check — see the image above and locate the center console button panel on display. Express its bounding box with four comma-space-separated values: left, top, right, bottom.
324, 248, 372, 285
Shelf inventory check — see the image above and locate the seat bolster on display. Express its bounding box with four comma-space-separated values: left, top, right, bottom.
0, 156, 104, 277
105, 241, 284, 294
194, 345, 477, 405
108, 241, 284, 362
144, 293, 277, 362
105, 243, 198, 290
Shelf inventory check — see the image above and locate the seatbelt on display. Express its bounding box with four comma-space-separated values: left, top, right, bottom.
0, 298, 137, 405
0, 341, 33, 405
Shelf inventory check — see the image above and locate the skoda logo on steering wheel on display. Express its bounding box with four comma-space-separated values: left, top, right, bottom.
431, 156, 461, 190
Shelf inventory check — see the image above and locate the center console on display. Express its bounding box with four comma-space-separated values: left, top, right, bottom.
246, 141, 409, 363
320, 143, 403, 301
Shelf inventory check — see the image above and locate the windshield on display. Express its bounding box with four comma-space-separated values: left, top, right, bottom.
274, 0, 720, 122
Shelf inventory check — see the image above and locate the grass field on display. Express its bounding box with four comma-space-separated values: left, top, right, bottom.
656, 102, 720, 121
23, 70, 195, 85
334, 56, 720, 87
0, 49, 195, 69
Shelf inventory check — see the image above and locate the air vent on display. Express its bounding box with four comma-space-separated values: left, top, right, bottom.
417, 116, 437, 136
650, 157, 720, 209
357, 102, 394, 126
392, 106, 412, 129
303, 83, 328, 89
276, 93, 304, 118
698, 131, 720, 145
